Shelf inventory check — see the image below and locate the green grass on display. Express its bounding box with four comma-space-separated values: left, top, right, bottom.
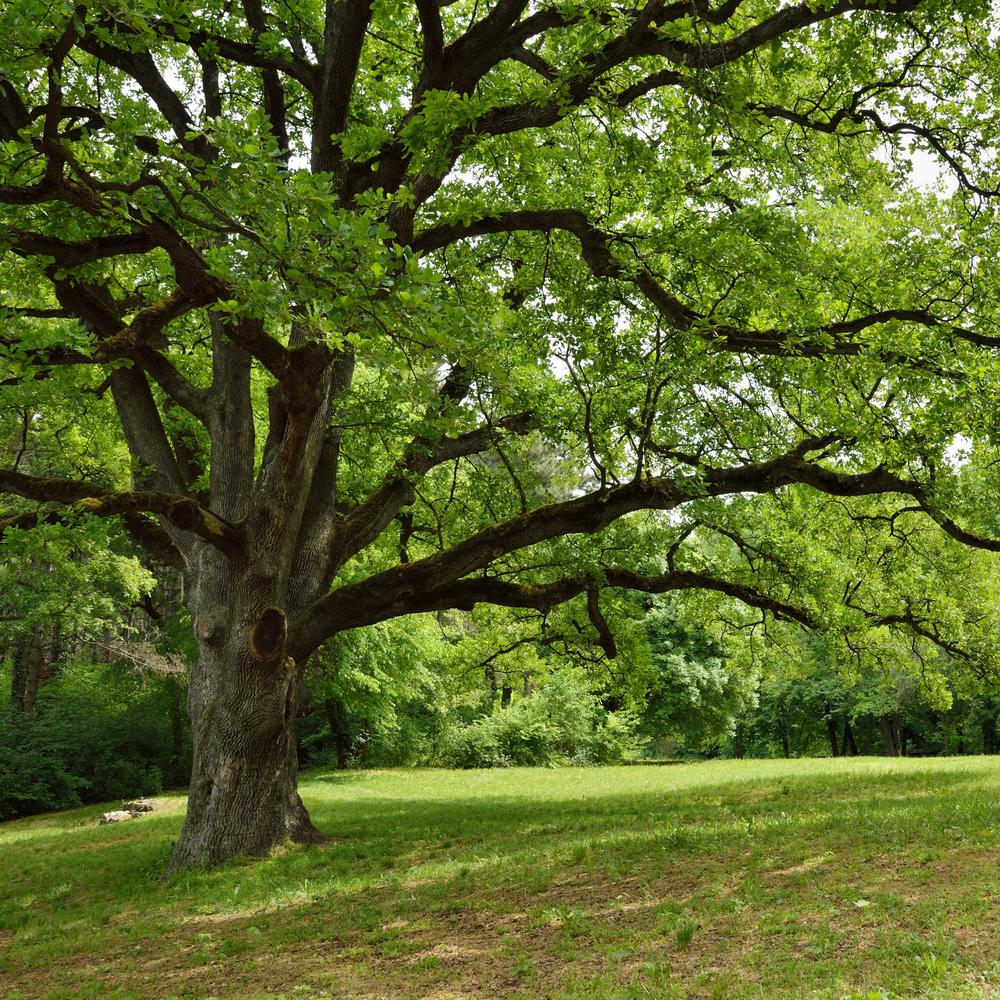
3, 758, 1000, 999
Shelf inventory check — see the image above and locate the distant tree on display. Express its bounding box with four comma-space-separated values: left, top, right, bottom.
640, 599, 750, 753
1, 521, 154, 710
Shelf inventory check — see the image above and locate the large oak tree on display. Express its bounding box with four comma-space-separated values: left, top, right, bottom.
1, 0, 998, 870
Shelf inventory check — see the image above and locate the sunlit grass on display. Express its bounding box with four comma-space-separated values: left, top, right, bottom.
3, 758, 1000, 998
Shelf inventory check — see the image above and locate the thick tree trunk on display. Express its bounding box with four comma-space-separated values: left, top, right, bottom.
842, 720, 858, 756
167, 644, 324, 871
166, 562, 326, 873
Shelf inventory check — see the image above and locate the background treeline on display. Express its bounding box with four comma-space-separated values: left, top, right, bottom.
5, 528, 999, 821
6, 370, 1000, 820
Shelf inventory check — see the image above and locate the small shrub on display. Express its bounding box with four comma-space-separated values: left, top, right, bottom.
438, 670, 641, 768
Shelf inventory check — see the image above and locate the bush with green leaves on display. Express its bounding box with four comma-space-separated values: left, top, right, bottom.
638, 599, 752, 755
0, 663, 190, 820
439, 670, 641, 769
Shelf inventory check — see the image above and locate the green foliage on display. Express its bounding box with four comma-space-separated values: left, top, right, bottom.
299, 616, 446, 768
640, 599, 751, 752
0, 663, 189, 819
440, 670, 641, 768
0, 518, 154, 646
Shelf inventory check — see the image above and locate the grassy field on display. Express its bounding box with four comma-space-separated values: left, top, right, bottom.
3, 758, 1000, 1000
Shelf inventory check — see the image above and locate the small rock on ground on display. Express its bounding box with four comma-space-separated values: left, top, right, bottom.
99, 811, 133, 825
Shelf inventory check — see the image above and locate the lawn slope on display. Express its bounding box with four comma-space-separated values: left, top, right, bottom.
3, 758, 1000, 999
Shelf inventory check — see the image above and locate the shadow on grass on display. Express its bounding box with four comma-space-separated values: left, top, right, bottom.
158, 761, 1000, 908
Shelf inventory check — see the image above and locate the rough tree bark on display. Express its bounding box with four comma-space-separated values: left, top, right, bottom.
165, 336, 341, 870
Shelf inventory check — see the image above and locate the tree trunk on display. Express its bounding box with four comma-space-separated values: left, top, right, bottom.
500, 685, 512, 708
11, 624, 50, 712
324, 695, 351, 769
166, 565, 326, 873
9, 640, 27, 709
826, 716, 840, 757
842, 720, 858, 756
732, 725, 745, 760
49, 618, 63, 667
780, 733, 790, 759
880, 716, 900, 757
168, 644, 324, 870
982, 711, 998, 754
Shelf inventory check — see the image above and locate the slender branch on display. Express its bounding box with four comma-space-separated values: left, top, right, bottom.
644, 0, 922, 70
242, 0, 291, 156
329, 409, 534, 573
152, 19, 318, 90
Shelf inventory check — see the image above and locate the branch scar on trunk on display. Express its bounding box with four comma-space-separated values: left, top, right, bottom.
250, 606, 288, 661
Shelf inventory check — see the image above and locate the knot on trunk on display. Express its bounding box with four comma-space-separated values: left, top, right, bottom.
166, 498, 203, 533
250, 606, 287, 660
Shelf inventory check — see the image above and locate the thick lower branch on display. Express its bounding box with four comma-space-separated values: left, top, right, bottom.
292, 440, 1000, 658
0, 469, 242, 553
